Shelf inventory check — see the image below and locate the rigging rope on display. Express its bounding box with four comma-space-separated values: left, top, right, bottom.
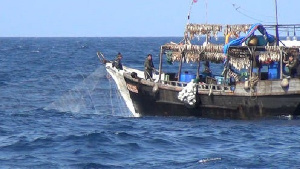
108, 74, 115, 115
187, 0, 200, 24
232, 4, 264, 23
187, 0, 208, 24
229, 1, 276, 24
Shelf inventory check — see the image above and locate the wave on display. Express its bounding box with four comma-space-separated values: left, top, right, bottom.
198, 157, 222, 164
1, 136, 55, 151
61, 132, 113, 143
71, 162, 121, 169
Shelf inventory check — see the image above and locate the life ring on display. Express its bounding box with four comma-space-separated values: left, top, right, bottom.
225, 32, 239, 44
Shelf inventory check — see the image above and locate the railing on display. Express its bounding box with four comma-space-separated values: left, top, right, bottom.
161, 80, 188, 87
198, 83, 230, 92
160, 80, 230, 92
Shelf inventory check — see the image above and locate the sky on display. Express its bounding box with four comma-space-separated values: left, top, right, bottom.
1, 0, 299, 37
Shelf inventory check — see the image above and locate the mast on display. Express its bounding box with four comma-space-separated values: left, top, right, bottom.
275, 0, 279, 46
275, 0, 284, 80
158, 46, 163, 81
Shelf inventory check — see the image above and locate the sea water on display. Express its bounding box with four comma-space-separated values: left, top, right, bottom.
1, 37, 300, 168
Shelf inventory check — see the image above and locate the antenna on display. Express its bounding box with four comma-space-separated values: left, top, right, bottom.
275, 0, 279, 45
205, 0, 208, 24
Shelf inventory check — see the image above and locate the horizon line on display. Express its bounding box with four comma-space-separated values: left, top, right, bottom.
0, 36, 185, 38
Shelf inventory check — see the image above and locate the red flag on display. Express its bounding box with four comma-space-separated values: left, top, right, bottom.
193, 0, 198, 3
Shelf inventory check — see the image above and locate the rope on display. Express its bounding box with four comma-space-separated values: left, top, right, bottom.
249, 75, 259, 88
243, 74, 258, 100
80, 74, 97, 113
97, 52, 110, 64
145, 71, 154, 81
231, 4, 264, 23
249, 74, 259, 100
187, 0, 195, 24
108, 74, 115, 115
208, 83, 213, 96
228, 0, 275, 24
114, 83, 126, 116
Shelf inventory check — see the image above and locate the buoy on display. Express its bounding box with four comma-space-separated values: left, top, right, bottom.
281, 78, 289, 88
247, 35, 258, 46
152, 84, 159, 93
244, 80, 250, 90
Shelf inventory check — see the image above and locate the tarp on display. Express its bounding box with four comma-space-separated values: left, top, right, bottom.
223, 23, 275, 55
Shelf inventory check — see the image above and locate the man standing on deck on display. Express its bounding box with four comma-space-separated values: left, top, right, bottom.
113, 52, 123, 70
144, 54, 155, 80
285, 55, 299, 78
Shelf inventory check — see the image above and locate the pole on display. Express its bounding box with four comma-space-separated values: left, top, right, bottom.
205, 0, 208, 24
197, 56, 201, 77
280, 49, 283, 79
158, 47, 163, 81
275, 0, 279, 46
177, 52, 184, 82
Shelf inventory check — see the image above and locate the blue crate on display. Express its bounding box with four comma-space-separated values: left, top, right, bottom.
268, 62, 279, 79
180, 74, 196, 82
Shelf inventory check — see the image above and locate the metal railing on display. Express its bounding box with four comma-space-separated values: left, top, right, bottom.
160, 79, 230, 92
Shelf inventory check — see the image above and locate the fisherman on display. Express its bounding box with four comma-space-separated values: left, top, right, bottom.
202, 61, 212, 78
112, 52, 123, 70
144, 54, 155, 80
285, 55, 299, 78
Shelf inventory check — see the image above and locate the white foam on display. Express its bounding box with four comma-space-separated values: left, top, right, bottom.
198, 157, 222, 163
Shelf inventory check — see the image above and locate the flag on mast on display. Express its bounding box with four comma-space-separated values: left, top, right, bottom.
193, 0, 198, 3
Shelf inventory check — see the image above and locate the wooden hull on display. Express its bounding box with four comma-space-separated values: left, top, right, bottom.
123, 72, 300, 119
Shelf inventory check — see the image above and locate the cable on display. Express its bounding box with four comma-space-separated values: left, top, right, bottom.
108, 74, 115, 115
232, 3, 265, 23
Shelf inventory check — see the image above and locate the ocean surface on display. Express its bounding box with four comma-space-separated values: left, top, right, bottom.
1, 37, 300, 169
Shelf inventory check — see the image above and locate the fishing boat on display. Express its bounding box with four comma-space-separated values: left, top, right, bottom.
98, 3, 300, 119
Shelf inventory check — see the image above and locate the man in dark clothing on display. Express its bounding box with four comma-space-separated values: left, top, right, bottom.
144, 54, 155, 80
112, 52, 123, 70
285, 55, 298, 78
203, 61, 212, 75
